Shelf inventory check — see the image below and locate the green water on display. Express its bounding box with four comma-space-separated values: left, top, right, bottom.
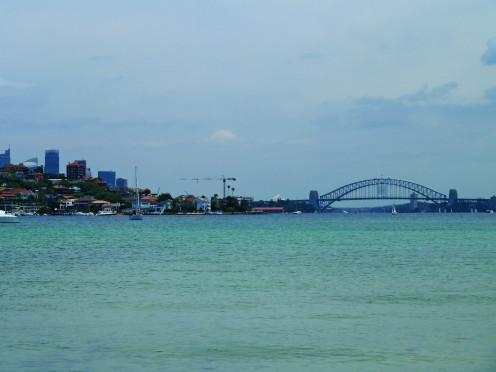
1, 214, 495, 371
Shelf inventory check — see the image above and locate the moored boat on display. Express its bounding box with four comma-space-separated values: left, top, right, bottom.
129, 166, 143, 220
0, 210, 20, 223
96, 206, 115, 216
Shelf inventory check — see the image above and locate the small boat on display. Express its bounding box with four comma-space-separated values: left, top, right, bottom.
96, 206, 115, 216
76, 211, 94, 216
129, 166, 143, 220
391, 205, 398, 215
0, 209, 20, 223
207, 210, 222, 215
292, 211, 302, 214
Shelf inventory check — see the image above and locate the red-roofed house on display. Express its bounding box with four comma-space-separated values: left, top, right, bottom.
53, 184, 69, 195
59, 196, 79, 209
0, 192, 18, 200
1, 163, 29, 178
10, 188, 37, 200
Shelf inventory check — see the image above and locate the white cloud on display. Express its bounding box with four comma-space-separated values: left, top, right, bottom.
208, 130, 237, 142
481, 37, 496, 65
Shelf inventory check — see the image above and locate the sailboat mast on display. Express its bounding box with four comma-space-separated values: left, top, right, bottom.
135, 166, 140, 213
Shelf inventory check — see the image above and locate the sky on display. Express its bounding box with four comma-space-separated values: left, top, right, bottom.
1, 0, 495, 201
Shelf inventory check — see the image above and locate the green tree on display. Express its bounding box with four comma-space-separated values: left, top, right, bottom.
157, 193, 173, 202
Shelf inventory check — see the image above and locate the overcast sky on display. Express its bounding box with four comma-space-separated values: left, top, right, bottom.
1, 1, 495, 201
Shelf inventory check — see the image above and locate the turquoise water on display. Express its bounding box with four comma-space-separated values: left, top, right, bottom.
1, 214, 495, 371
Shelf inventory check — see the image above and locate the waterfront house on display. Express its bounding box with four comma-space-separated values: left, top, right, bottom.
59, 196, 78, 209
193, 197, 211, 211
75, 195, 96, 209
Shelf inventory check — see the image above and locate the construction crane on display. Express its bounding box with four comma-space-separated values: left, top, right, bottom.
181, 175, 236, 199
218, 176, 236, 199
180, 177, 200, 184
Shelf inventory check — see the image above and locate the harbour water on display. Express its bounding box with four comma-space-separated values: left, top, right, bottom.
1, 214, 495, 371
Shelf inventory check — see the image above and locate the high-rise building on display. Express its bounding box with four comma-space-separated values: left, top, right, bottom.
66, 162, 86, 180
0, 147, 11, 167
44, 150, 59, 174
98, 171, 116, 188
116, 178, 128, 189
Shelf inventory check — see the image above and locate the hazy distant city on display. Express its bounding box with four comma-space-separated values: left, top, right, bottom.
2, 145, 494, 216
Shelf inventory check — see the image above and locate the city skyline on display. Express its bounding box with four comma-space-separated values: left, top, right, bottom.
1, 2, 496, 200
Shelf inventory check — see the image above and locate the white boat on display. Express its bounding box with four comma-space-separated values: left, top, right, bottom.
292, 211, 302, 214
207, 210, 222, 215
96, 206, 115, 216
0, 210, 20, 223
76, 211, 94, 216
392, 205, 398, 215
129, 166, 143, 220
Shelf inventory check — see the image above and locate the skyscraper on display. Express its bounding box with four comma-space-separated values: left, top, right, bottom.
44, 150, 59, 174
98, 171, 116, 188
116, 178, 128, 189
0, 147, 11, 167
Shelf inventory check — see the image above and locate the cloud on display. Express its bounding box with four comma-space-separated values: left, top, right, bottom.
481, 37, 496, 65
312, 82, 495, 133
400, 82, 458, 103
208, 129, 237, 142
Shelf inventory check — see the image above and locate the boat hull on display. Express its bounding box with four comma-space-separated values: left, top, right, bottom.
0, 210, 20, 223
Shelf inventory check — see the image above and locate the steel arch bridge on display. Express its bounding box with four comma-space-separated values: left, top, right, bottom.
318, 178, 447, 211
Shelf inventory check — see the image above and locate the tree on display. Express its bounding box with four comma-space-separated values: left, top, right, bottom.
157, 192, 173, 202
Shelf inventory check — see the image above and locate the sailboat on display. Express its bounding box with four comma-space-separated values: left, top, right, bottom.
391, 205, 398, 215
129, 166, 143, 220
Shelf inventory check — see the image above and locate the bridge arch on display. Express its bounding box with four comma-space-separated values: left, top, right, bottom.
318, 178, 447, 211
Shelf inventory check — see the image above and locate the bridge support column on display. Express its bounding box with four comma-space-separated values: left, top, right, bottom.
410, 193, 418, 210
449, 189, 458, 206
309, 190, 319, 210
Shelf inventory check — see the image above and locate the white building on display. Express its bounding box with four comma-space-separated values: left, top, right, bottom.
193, 197, 210, 211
